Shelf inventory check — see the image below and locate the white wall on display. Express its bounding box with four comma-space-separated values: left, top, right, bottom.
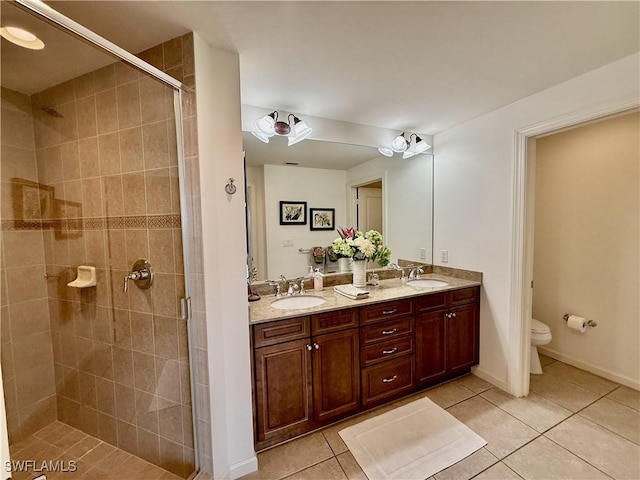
263, 164, 347, 279
193, 34, 257, 478
433, 53, 640, 392
386, 155, 433, 263
533, 112, 639, 388
346, 155, 434, 264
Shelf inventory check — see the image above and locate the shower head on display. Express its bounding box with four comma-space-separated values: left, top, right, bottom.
40, 106, 63, 118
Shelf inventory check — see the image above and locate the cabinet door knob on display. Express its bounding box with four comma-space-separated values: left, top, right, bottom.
451, 312, 457, 318
382, 347, 398, 355
313, 343, 320, 350
382, 375, 398, 383
382, 309, 397, 315
306, 344, 312, 351
381, 328, 397, 335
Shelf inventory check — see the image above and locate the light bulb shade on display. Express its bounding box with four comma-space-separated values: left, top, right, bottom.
288, 118, 313, 145
413, 136, 431, 154
0, 26, 45, 50
390, 134, 409, 152
378, 147, 394, 157
402, 149, 417, 159
255, 111, 277, 136
251, 130, 270, 143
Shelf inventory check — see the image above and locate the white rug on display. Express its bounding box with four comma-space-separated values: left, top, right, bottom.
339, 397, 486, 480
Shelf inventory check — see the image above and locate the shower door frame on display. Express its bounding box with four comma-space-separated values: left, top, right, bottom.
12, 0, 202, 473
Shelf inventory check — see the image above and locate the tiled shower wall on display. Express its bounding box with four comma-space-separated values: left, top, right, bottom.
1, 34, 205, 478
137, 33, 212, 476
1, 88, 58, 443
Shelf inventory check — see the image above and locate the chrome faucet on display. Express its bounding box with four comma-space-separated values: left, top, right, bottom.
387, 263, 407, 281
267, 280, 283, 297
408, 265, 424, 280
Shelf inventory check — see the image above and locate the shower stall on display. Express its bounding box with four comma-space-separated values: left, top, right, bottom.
1, 1, 208, 478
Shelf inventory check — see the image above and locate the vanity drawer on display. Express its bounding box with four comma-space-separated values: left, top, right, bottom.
415, 292, 447, 313
449, 287, 479, 306
253, 316, 310, 348
360, 299, 413, 325
360, 317, 414, 346
312, 309, 358, 335
361, 336, 414, 367
361, 355, 415, 407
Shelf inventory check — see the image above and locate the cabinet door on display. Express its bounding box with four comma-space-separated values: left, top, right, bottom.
312, 329, 360, 424
446, 303, 479, 375
254, 339, 313, 443
415, 310, 446, 386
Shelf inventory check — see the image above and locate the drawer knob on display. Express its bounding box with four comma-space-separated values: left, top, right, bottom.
381, 328, 397, 335
382, 375, 398, 383
383, 309, 397, 315
382, 347, 398, 355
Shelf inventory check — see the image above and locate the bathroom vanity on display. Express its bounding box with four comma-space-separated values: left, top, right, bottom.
249, 275, 481, 451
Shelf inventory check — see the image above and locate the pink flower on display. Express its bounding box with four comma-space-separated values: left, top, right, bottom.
337, 226, 357, 239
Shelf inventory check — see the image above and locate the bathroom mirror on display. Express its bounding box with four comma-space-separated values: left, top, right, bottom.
244, 132, 434, 282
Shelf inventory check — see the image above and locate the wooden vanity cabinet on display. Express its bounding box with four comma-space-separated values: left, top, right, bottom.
415, 287, 480, 387
359, 299, 416, 407
253, 310, 359, 449
252, 285, 480, 450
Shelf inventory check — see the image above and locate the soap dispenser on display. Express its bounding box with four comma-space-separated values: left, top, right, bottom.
313, 268, 324, 290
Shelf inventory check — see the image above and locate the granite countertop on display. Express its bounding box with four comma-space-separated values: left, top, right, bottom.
248, 273, 481, 324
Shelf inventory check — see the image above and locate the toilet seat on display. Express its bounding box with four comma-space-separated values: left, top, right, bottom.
531, 318, 550, 334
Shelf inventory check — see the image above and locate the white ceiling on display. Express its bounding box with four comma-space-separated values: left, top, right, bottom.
2, 1, 637, 138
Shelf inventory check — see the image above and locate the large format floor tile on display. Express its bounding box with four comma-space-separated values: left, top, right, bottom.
243, 432, 334, 480
529, 370, 601, 412
579, 397, 640, 445
424, 380, 476, 409
433, 448, 498, 480
479, 388, 572, 433
446, 396, 538, 460
473, 462, 523, 480
503, 436, 610, 480
283, 458, 347, 480
545, 415, 640, 480
543, 362, 619, 395
607, 385, 640, 411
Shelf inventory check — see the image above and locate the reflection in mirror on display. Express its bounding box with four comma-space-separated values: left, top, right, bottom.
244, 131, 433, 282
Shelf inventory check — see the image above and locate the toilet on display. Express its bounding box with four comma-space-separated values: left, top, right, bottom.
530, 318, 552, 374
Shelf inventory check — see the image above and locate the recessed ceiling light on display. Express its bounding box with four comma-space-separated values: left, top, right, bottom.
0, 26, 45, 50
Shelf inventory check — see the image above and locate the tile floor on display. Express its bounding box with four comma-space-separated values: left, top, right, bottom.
7, 421, 184, 480
242, 356, 640, 480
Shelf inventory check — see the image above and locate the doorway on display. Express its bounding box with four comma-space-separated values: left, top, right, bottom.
510, 100, 639, 398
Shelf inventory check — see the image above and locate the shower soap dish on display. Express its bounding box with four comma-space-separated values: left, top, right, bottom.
67, 265, 97, 288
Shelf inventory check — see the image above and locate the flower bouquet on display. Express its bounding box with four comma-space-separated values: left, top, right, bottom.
331, 227, 392, 266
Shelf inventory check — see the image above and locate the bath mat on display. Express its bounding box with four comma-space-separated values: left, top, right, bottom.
339, 397, 486, 480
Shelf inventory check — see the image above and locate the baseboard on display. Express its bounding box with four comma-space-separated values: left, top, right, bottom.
229, 455, 258, 479
471, 366, 508, 392
538, 347, 640, 391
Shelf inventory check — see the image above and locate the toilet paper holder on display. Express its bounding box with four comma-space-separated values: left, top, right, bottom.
563, 314, 597, 328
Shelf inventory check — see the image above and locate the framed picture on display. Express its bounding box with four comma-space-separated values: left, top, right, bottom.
279, 201, 307, 225
310, 208, 335, 230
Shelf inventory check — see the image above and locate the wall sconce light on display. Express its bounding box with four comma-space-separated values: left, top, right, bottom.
378, 133, 431, 158
251, 111, 313, 146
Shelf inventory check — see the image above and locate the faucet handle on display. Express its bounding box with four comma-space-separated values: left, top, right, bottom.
300, 278, 307, 295
267, 280, 282, 297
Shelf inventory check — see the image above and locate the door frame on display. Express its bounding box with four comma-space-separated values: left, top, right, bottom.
508, 97, 639, 397
348, 176, 384, 232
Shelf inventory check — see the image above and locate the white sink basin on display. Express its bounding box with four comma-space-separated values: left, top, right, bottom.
271, 295, 327, 310
407, 279, 449, 288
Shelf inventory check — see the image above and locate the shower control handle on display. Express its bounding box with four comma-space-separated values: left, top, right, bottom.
123, 259, 154, 292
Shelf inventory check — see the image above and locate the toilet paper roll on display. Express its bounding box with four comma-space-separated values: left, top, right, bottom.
567, 315, 587, 333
